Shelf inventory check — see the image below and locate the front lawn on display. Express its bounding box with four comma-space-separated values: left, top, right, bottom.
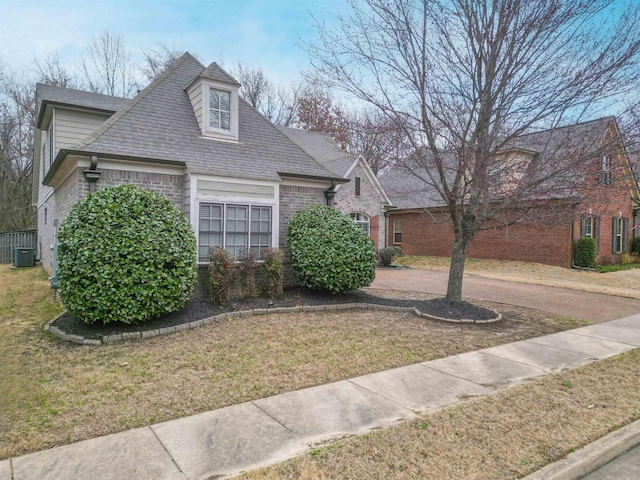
595, 263, 640, 273
0, 265, 586, 460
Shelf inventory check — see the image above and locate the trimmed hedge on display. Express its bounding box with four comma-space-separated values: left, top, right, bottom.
288, 205, 376, 293
574, 237, 597, 268
58, 184, 197, 324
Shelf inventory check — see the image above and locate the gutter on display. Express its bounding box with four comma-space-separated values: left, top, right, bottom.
277, 171, 350, 184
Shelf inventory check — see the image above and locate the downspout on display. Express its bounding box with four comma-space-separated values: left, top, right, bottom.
83, 155, 102, 193
323, 180, 336, 206
570, 215, 575, 268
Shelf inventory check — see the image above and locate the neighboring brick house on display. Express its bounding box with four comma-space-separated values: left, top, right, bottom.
278, 127, 394, 250
380, 118, 640, 268
33, 53, 346, 280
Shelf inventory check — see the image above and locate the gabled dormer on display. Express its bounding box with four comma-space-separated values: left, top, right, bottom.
185, 62, 241, 142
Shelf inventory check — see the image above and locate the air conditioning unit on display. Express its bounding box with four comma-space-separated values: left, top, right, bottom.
14, 248, 35, 267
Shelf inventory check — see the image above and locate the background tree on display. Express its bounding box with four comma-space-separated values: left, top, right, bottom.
348, 110, 410, 174
232, 62, 300, 126
296, 76, 350, 148
140, 43, 184, 83
309, 0, 640, 302
80, 31, 138, 97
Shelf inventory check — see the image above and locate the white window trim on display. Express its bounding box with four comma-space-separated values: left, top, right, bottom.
393, 220, 402, 245
202, 80, 239, 142
351, 212, 370, 235
192, 175, 279, 264
614, 217, 623, 253
584, 216, 594, 238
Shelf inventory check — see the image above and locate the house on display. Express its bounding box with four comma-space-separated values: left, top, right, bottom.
33, 53, 348, 282
277, 127, 394, 250
380, 117, 640, 268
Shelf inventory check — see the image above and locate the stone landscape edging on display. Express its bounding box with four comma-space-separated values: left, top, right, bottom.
44, 303, 502, 346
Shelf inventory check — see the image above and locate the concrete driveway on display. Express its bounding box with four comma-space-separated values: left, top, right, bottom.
371, 268, 640, 323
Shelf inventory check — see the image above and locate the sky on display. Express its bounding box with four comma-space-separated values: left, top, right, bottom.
0, 0, 346, 84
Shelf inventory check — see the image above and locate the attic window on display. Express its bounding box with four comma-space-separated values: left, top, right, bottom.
209, 88, 231, 131
355, 177, 361, 196
600, 155, 613, 186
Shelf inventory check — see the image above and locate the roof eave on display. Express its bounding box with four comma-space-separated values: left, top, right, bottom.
278, 171, 350, 184
43, 149, 186, 185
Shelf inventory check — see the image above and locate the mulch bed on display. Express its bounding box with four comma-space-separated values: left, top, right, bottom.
51, 287, 497, 340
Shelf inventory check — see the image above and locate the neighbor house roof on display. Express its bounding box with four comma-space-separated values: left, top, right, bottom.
277, 126, 357, 177
36, 83, 129, 127
44, 53, 340, 183
380, 117, 617, 210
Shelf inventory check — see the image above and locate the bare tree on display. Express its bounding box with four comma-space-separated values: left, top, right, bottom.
232, 62, 300, 126
309, 0, 640, 302
348, 110, 410, 174
0, 68, 36, 231
140, 43, 185, 83
80, 31, 137, 97
33, 51, 78, 88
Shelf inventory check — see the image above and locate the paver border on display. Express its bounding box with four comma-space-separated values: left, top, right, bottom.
44, 303, 502, 345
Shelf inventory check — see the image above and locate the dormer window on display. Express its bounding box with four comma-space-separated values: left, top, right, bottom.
209, 88, 231, 131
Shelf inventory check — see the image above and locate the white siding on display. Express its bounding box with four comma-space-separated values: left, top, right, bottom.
188, 83, 203, 132
54, 108, 111, 152
38, 129, 54, 208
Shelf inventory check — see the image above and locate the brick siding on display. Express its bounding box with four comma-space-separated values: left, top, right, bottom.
279, 184, 327, 285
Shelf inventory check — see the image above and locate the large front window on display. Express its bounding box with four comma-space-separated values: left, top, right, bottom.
209, 88, 231, 131
199, 203, 272, 261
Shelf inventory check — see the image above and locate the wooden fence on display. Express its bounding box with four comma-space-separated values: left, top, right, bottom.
0, 230, 37, 264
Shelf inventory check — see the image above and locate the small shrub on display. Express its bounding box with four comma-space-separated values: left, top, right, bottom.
616, 252, 635, 265
378, 247, 396, 267
209, 247, 234, 305
288, 205, 376, 294
574, 237, 597, 268
237, 249, 258, 297
57, 184, 197, 325
392, 246, 403, 257
598, 255, 612, 266
632, 236, 640, 255
258, 248, 284, 299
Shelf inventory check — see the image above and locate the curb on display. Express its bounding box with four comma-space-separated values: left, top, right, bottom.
522, 419, 640, 480
43, 303, 502, 346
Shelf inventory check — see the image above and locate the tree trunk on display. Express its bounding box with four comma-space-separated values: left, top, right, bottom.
446, 230, 471, 303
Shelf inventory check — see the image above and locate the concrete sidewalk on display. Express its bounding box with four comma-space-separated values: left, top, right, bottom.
3, 314, 640, 480
371, 269, 640, 323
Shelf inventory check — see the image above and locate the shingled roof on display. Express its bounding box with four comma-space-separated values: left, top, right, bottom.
381, 117, 615, 210
35, 83, 129, 127
277, 126, 356, 177
46, 53, 339, 183
199, 62, 241, 86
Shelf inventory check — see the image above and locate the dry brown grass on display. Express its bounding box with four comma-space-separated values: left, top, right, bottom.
240, 348, 640, 480
0, 265, 586, 460
396, 255, 640, 299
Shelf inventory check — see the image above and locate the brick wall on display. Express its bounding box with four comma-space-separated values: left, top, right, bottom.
388, 210, 574, 267
38, 167, 186, 275
279, 184, 327, 285
333, 163, 386, 250
572, 140, 636, 263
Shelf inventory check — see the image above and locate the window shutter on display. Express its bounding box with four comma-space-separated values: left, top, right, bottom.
580, 217, 586, 237
623, 217, 630, 252
594, 217, 600, 253
612, 217, 617, 253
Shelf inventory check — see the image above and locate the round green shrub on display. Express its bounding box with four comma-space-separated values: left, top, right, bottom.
632, 236, 640, 255
574, 236, 597, 268
287, 205, 376, 293
58, 184, 197, 324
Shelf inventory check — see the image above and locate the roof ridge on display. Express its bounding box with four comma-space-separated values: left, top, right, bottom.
240, 98, 337, 177
516, 116, 614, 138
73, 52, 196, 151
